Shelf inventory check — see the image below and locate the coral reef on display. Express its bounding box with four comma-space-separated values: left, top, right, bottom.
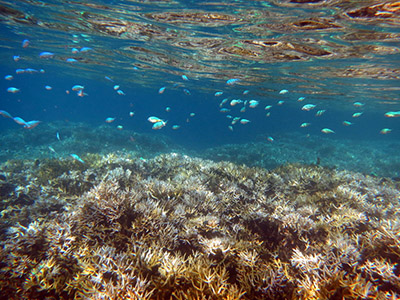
1, 152, 400, 299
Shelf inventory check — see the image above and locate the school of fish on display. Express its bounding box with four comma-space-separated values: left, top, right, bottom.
2, 35, 399, 159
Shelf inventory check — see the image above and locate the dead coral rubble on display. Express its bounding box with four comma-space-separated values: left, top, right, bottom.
1, 153, 400, 299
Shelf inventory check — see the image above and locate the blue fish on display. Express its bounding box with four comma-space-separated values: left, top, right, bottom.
39, 52, 54, 59
158, 87, 166, 94
66, 58, 77, 63
22, 39, 30, 48
7, 87, 20, 93
80, 47, 92, 52
0, 110, 13, 119
70, 154, 85, 163
226, 78, 240, 85
183, 88, 191, 95
24, 120, 41, 129
13, 117, 27, 126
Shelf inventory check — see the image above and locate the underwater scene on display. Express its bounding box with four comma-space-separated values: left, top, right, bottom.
1, 0, 400, 299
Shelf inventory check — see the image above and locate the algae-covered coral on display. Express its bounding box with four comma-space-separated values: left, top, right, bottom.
1, 152, 400, 299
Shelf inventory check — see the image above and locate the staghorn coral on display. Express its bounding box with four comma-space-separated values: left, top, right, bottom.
1, 152, 400, 299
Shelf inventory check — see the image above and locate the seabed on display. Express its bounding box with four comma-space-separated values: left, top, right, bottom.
0, 123, 400, 300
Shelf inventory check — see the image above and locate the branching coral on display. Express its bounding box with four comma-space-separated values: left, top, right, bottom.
1, 152, 400, 299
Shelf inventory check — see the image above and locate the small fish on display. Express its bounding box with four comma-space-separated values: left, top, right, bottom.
117, 90, 125, 95
148, 116, 163, 123
243, 90, 249, 95
7, 87, 20, 93
302, 104, 316, 111
226, 78, 240, 85
240, 119, 250, 124
232, 117, 240, 125
183, 88, 191, 95
248, 100, 259, 108
71, 48, 79, 54
24, 68, 38, 73
219, 98, 228, 107
353, 102, 364, 107
77, 90, 88, 97
190, 113, 195, 117
24, 120, 41, 129
279, 89, 288, 94
267, 136, 274, 142
172, 125, 180, 130
72, 85, 84, 91
265, 105, 272, 110
215, 91, 223, 97
315, 110, 326, 117
352, 112, 363, 118
48, 146, 57, 154
182, 75, 189, 81
105, 117, 115, 123
220, 108, 230, 113
266, 112, 271, 117
39, 51, 54, 59
15, 69, 25, 74
129, 111, 135, 117
45, 85, 52, 90
0, 110, 13, 118
113, 85, 120, 90
158, 87, 166, 94
230, 99, 242, 106
228, 126, 233, 131
342, 121, 353, 126
298, 97, 305, 102
80, 47, 92, 52
117, 125, 123, 130
277, 100, 284, 105
56, 132, 61, 141
5, 75, 13, 80
13, 55, 20, 62
240, 107, 246, 113
300, 122, 311, 128
70, 153, 85, 163
13, 117, 27, 125
384, 111, 400, 118
321, 128, 335, 134
380, 128, 392, 134
66, 58, 77, 63
22, 39, 30, 48
105, 76, 113, 82
165, 107, 171, 112
152, 120, 167, 130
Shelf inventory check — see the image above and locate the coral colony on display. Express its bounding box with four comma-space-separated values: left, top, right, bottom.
1, 149, 400, 299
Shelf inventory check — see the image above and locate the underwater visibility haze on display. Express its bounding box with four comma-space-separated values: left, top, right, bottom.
1, 0, 400, 299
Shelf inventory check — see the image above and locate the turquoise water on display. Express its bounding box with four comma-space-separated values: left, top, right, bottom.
2, 2, 400, 299
1, 0, 400, 178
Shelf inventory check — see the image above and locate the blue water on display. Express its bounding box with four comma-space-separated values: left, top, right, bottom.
1, 0, 400, 172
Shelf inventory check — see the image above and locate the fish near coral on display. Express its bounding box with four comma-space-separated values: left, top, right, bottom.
321, 128, 335, 134
70, 153, 85, 163
152, 120, 167, 130
13, 117, 27, 126
24, 120, 41, 129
